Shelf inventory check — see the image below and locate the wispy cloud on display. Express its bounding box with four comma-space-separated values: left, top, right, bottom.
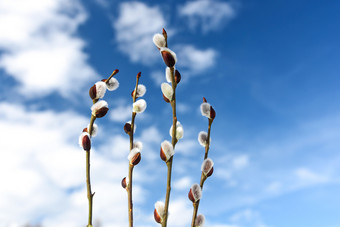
0, 0, 97, 98
110, 103, 132, 123
0, 101, 158, 226
178, 0, 237, 33
212, 112, 340, 215
113, 2, 166, 65
175, 45, 217, 77
229, 209, 270, 227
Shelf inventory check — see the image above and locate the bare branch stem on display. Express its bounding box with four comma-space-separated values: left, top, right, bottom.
127, 73, 141, 227
191, 118, 213, 227
162, 66, 177, 227
85, 69, 119, 227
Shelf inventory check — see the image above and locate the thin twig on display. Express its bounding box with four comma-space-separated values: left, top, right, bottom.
85, 69, 119, 227
191, 118, 213, 227
127, 73, 141, 227
86, 110, 97, 227
162, 66, 178, 227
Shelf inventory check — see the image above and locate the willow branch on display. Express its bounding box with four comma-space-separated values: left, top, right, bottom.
162, 66, 177, 227
127, 73, 141, 227
85, 69, 118, 227
191, 118, 213, 227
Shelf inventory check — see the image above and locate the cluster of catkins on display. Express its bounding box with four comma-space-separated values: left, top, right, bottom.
152, 31, 183, 225
122, 72, 147, 187
79, 71, 120, 150
78, 28, 216, 227
190, 99, 216, 226
151, 30, 216, 227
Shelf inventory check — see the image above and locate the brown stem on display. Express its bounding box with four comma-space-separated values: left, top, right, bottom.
204, 119, 213, 160
106, 69, 119, 84
86, 149, 94, 227
191, 118, 213, 227
162, 66, 177, 227
128, 164, 134, 227
86, 114, 97, 227
85, 69, 119, 227
127, 72, 141, 227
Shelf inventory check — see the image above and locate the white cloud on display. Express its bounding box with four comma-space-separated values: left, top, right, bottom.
265, 181, 282, 194
176, 45, 217, 75
110, 103, 132, 123
232, 154, 249, 170
0, 0, 97, 98
150, 70, 165, 86
0, 101, 149, 226
94, 0, 109, 8
177, 102, 190, 114
229, 209, 269, 227
168, 199, 192, 226
173, 176, 192, 190
179, 0, 237, 33
210, 225, 239, 227
295, 167, 329, 185
113, 2, 166, 65
0, 102, 86, 225
175, 139, 200, 156
139, 126, 163, 144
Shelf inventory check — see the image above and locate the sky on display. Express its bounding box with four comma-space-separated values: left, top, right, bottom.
0, 0, 340, 226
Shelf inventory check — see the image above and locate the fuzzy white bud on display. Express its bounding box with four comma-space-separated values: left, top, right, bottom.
133, 141, 143, 151
161, 83, 173, 101
189, 183, 202, 202
165, 67, 174, 83
95, 81, 107, 99
134, 84, 146, 98
200, 103, 211, 118
198, 131, 210, 147
160, 140, 174, 162
154, 201, 165, 223
133, 99, 147, 113
201, 158, 214, 176
91, 100, 109, 117
153, 33, 166, 48
87, 123, 98, 137
169, 121, 184, 140
195, 214, 205, 227
106, 77, 119, 91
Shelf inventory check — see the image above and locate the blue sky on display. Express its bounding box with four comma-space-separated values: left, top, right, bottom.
1, 0, 340, 226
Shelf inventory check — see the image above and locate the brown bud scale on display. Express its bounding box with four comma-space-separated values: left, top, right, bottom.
154, 209, 162, 224
188, 188, 195, 203
175, 70, 181, 84
161, 51, 176, 67
210, 106, 216, 120
82, 135, 91, 151
124, 123, 132, 134
131, 152, 141, 166
95, 107, 109, 118
207, 167, 214, 177
163, 94, 170, 103
121, 177, 127, 189
89, 85, 97, 100
160, 148, 167, 162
